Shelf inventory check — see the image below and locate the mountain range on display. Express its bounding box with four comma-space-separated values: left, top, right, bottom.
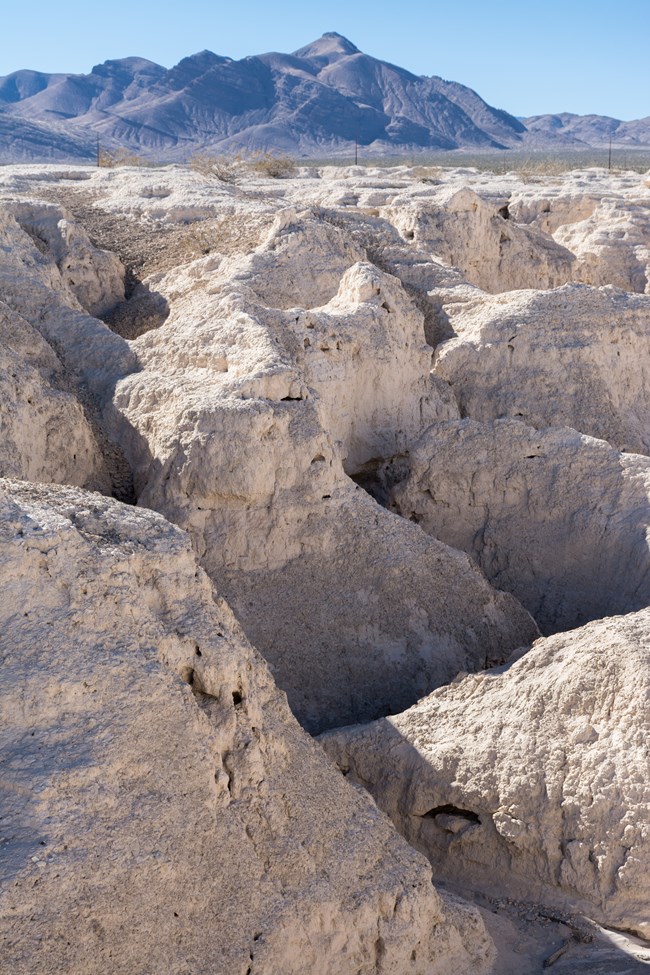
0, 32, 648, 162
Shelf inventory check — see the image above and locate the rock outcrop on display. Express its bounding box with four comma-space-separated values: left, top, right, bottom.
435, 284, 650, 455
322, 610, 650, 939
0, 479, 495, 975
3, 160, 650, 974
0, 300, 109, 490
108, 209, 538, 732
391, 418, 650, 633
387, 188, 576, 294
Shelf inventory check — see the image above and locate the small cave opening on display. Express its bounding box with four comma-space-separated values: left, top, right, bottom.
103, 279, 170, 341
348, 455, 410, 508
420, 804, 480, 823
498, 204, 511, 221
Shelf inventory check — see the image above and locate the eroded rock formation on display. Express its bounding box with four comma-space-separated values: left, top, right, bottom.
2, 159, 650, 973
391, 418, 650, 633
321, 610, 650, 939
435, 284, 650, 455
0, 480, 494, 974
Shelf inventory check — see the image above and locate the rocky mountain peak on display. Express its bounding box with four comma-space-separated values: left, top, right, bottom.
293, 32, 361, 64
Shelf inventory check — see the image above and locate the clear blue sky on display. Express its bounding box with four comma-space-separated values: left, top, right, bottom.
2, 0, 648, 120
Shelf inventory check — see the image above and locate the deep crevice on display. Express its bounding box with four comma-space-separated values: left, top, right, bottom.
420, 804, 480, 823
348, 455, 410, 508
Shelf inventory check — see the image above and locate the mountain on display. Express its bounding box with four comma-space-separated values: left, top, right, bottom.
0, 33, 527, 160
522, 112, 650, 149
0, 33, 646, 162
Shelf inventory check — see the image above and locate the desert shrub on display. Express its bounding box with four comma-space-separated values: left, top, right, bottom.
190, 153, 241, 183
249, 152, 298, 178
98, 147, 148, 168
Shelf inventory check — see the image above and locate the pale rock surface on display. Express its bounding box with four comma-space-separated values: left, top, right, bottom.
108, 210, 538, 731
435, 283, 650, 455
0, 300, 109, 490
392, 418, 650, 633
2, 161, 650, 972
0, 183, 538, 735
385, 188, 576, 293
509, 181, 650, 294
321, 610, 650, 939
0, 479, 495, 975
5, 199, 125, 315
0, 201, 135, 495
0, 199, 135, 397
554, 198, 650, 294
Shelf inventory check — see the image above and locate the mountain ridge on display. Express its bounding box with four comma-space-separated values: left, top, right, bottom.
0, 32, 647, 162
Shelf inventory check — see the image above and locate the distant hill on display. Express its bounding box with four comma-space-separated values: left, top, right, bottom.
0, 33, 646, 162
521, 112, 650, 149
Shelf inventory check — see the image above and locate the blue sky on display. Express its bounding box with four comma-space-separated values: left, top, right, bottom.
2, 0, 648, 119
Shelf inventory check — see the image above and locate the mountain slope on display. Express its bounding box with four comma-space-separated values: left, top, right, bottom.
522, 112, 650, 148
0, 33, 526, 159
0, 33, 647, 162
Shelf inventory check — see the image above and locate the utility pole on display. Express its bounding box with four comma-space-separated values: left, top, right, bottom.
354, 138, 358, 166
608, 134, 612, 172
96, 135, 100, 168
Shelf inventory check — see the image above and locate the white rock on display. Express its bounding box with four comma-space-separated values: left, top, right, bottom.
321, 610, 650, 938
0, 478, 495, 975
0, 300, 109, 490
435, 283, 650, 455
391, 418, 650, 633
107, 210, 538, 731
385, 188, 576, 293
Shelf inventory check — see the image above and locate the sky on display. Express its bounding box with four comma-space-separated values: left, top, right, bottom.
2, 0, 648, 120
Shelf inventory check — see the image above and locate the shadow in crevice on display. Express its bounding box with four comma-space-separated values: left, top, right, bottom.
348, 454, 410, 508
103, 281, 170, 341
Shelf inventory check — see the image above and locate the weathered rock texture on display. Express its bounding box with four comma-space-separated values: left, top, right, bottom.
321, 610, 650, 939
387, 188, 576, 294
435, 284, 650, 455
3, 161, 650, 973
0, 174, 539, 737
553, 198, 650, 294
107, 208, 537, 732
0, 300, 108, 490
391, 418, 650, 633
0, 479, 495, 975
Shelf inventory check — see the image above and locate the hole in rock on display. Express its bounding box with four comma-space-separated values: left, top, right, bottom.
498, 204, 510, 220
348, 455, 409, 508
420, 804, 480, 823
103, 284, 170, 341
232, 690, 243, 707
280, 395, 303, 402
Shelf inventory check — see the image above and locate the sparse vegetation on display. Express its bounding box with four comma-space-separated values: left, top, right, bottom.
189, 153, 241, 183
98, 147, 149, 168
249, 152, 298, 178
